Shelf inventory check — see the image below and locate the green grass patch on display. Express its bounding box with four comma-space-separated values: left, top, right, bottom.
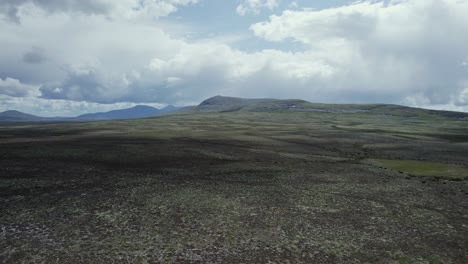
369, 159, 468, 179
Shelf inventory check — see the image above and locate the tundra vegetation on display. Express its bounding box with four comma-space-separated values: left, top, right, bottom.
1, 97, 468, 263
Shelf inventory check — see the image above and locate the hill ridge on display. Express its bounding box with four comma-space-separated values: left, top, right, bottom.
194, 96, 468, 118
2, 96, 467, 122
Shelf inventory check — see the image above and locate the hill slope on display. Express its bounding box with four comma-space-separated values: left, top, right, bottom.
0, 110, 43, 122
2, 96, 467, 122
196, 95, 308, 112
193, 96, 468, 119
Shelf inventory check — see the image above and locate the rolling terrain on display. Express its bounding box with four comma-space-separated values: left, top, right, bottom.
1, 96, 467, 263
187, 96, 468, 119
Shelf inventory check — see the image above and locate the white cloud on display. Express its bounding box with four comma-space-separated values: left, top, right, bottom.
2, 0, 468, 115
236, 0, 278, 16
250, 0, 468, 106
289, 1, 298, 9
0, 77, 39, 97
0, 0, 199, 23
462, 57, 468, 66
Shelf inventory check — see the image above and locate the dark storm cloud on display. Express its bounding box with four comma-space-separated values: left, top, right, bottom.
39, 68, 107, 102
2, 3, 21, 23
23, 47, 46, 64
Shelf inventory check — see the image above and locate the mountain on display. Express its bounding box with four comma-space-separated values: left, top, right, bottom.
196, 95, 297, 112
199, 95, 267, 107
0, 110, 43, 122
0, 105, 181, 122
77, 105, 170, 120
1, 96, 467, 122
159, 105, 180, 114
194, 95, 468, 119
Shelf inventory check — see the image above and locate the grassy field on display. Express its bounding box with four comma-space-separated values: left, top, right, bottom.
368, 160, 468, 179
1, 110, 468, 263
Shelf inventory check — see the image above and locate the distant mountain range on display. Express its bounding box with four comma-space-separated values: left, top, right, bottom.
0, 105, 180, 122
1, 96, 468, 122
77, 105, 178, 120
0, 110, 44, 122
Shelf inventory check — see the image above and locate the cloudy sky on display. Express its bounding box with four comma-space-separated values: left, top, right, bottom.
1, 0, 468, 116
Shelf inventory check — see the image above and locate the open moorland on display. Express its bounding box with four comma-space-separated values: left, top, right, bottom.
1, 97, 468, 263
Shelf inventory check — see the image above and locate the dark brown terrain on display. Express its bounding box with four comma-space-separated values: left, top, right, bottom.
1, 97, 468, 263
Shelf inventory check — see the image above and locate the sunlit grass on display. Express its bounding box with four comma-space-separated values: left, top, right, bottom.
369, 159, 468, 179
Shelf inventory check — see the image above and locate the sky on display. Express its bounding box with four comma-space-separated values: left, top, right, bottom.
1, 0, 468, 117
